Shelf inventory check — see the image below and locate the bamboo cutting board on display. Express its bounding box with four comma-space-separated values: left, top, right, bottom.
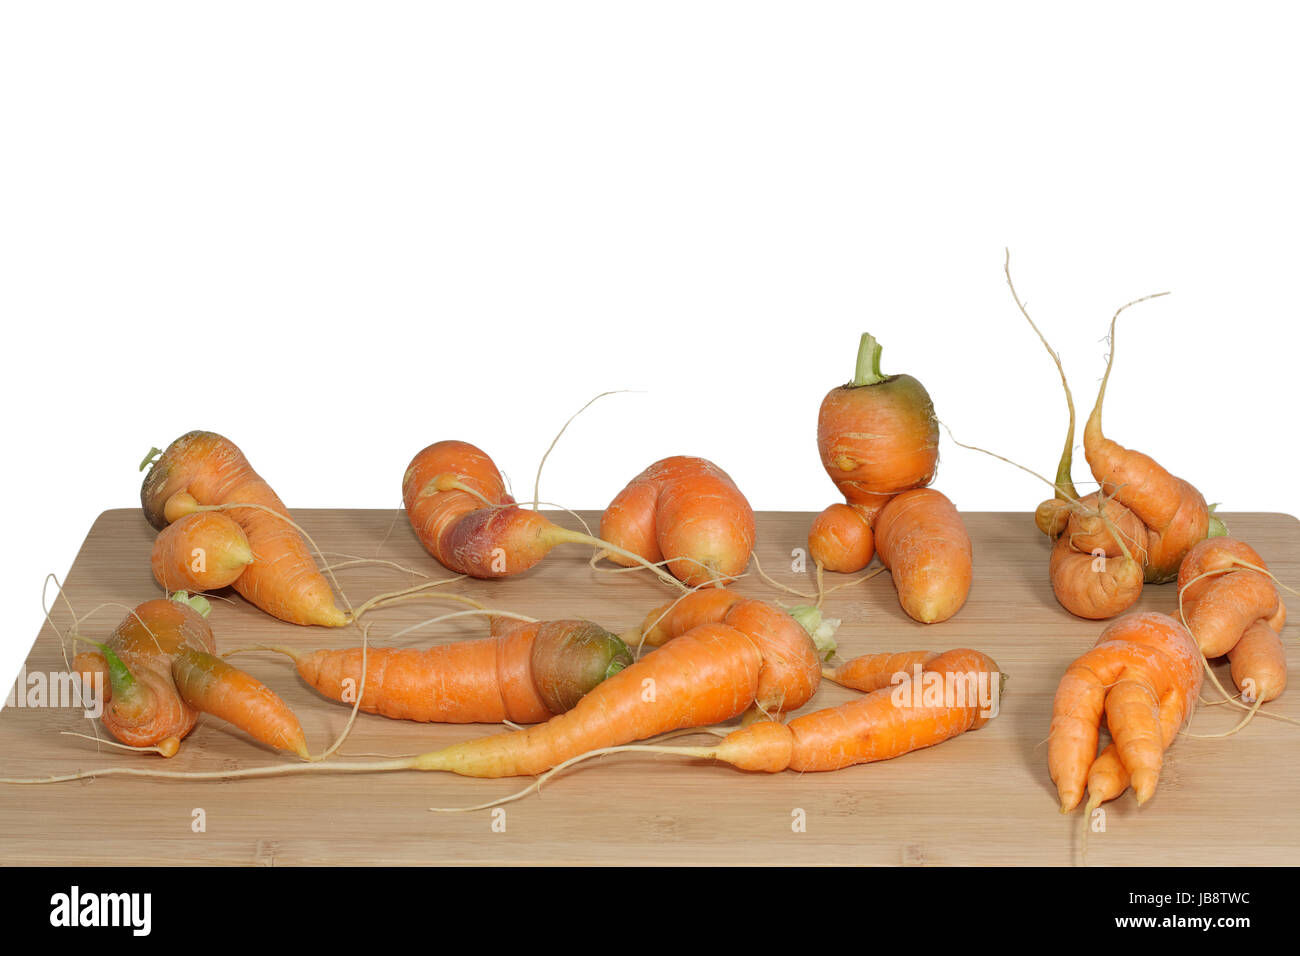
1, 509, 1298, 866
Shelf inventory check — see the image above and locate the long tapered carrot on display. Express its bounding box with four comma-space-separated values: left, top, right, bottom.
141, 431, 347, 627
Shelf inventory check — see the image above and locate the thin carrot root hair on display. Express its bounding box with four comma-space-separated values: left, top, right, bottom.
350, 579, 474, 620
312, 552, 432, 578
531, 389, 636, 511
584, 548, 709, 592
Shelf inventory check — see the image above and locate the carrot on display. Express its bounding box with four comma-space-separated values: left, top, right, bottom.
511, 647, 999, 784
599, 456, 756, 587
150, 511, 253, 593
1177, 537, 1288, 711
806, 335, 972, 623
72, 594, 310, 758
402, 440, 683, 588
807, 502, 876, 573
405, 622, 765, 777
823, 649, 939, 692
1010, 261, 1216, 619
140, 432, 347, 627
816, 333, 938, 513
1048, 611, 1202, 813
3, 621, 765, 786
707, 648, 998, 772
873, 488, 973, 624
262, 618, 633, 723
349, 595, 817, 778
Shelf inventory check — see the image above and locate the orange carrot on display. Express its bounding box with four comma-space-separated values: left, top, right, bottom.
73, 595, 309, 758
807, 502, 876, 573
622, 590, 820, 713
816, 333, 938, 513
599, 456, 756, 587
150, 511, 253, 593
141, 432, 347, 627
1048, 612, 1202, 812
823, 649, 939, 692
873, 488, 973, 624
1178, 537, 1288, 706
1015, 271, 1217, 619
402, 440, 682, 588
266, 619, 633, 723
406, 623, 765, 777
638, 648, 999, 773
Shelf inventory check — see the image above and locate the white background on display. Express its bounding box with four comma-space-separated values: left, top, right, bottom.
2, 2, 1297, 695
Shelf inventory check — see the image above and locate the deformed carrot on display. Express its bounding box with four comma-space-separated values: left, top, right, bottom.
1013, 265, 1216, 619
72, 595, 310, 759
816, 333, 939, 512
141, 431, 347, 627
1178, 537, 1288, 713
599, 456, 756, 588
402, 440, 683, 588
873, 488, 973, 624
1048, 612, 1202, 813
620, 590, 821, 714
265, 619, 633, 724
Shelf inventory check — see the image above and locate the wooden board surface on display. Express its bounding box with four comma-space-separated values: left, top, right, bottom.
2, 508, 1298, 866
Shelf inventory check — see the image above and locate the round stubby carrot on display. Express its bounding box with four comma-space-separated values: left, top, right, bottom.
622, 590, 820, 713
873, 488, 973, 624
807, 503, 876, 574
402, 440, 682, 587
279, 619, 633, 723
150, 511, 254, 593
599, 456, 756, 588
72, 596, 310, 758
1048, 532, 1145, 621
816, 333, 938, 510
141, 431, 347, 627
1048, 612, 1201, 812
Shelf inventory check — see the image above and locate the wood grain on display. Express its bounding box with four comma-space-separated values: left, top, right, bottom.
1, 509, 1297, 866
